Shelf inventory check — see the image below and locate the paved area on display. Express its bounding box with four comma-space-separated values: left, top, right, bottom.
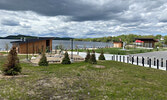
30, 54, 84, 64
69, 51, 167, 71
68, 51, 115, 60
131, 51, 167, 59
69, 51, 167, 60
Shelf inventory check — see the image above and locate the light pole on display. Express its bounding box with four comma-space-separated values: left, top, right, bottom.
26, 39, 28, 61
71, 39, 73, 62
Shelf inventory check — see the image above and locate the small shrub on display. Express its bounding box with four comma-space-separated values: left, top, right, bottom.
2, 46, 21, 75
85, 50, 90, 62
126, 46, 130, 49
77, 73, 81, 76
98, 50, 105, 60
61, 51, 71, 64
38, 53, 48, 66
89, 50, 97, 64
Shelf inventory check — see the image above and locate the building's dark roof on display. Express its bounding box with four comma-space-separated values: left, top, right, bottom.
10, 38, 54, 44
135, 38, 158, 42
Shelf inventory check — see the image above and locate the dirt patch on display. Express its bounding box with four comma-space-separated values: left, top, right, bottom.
0, 74, 29, 79
51, 77, 64, 85
93, 65, 105, 68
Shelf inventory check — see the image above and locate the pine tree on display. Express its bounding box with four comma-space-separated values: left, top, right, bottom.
89, 50, 97, 64
85, 50, 90, 62
2, 46, 21, 75
98, 50, 105, 60
38, 53, 48, 66
61, 51, 71, 64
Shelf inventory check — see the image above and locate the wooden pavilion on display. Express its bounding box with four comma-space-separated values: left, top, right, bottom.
11, 38, 53, 54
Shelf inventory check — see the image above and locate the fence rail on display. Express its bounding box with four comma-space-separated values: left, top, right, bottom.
111, 55, 167, 71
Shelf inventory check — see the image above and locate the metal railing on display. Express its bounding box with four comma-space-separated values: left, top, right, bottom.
111, 55, 167, 71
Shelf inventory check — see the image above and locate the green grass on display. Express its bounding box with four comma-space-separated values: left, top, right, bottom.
75, 47, 167, 55
0, 56, 167, 99
0, 52, 8, 54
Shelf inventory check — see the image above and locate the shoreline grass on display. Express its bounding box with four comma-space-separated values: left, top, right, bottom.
0, 56, 167, 99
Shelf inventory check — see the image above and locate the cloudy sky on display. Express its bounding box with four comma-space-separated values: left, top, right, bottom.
0, 0, 167, 38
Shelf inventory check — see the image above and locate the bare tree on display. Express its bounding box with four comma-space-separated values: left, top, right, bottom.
4, 43, 9, 53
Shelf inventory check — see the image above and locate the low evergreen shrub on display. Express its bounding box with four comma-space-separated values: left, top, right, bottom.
2, 46, 21, 75
85, 50, 90, 62
38, 53, 48, 66
89, 50, 97, 64
61, 51, 71, 64
98, 50, 105, 60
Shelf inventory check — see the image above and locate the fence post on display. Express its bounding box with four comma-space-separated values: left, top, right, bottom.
123, 56, 125, 63
154, 58, 156, 66
166, 60, 167, 71
149, 58, 151, 68
127, 56, 129, 63
142, 57, 144, 66
132, 56, 134, 64
137, 56, 138, 65
147, 57, 149, 65
116, 55, 118, 61
157, 59, 159, 69
120, 55, 121, 62
161, 58, 163, 67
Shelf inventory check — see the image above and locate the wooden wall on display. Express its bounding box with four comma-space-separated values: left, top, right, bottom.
17, 39, 52, 54
143, 41, 155, 48
113, 42, 123, 48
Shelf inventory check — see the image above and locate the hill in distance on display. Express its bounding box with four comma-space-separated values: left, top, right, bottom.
0, 34, 74, 40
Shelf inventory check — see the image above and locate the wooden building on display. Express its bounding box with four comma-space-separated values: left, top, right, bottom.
11, 38, 53, 54
113, 41, 123, 48
135, 38, 158, 48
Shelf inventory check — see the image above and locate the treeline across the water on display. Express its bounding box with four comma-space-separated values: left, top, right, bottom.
0, 35, 73, 40
75, 34, 166, 44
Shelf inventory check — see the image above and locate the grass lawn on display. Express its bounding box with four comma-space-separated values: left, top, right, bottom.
0, 52, 8, 54
75, 47, 167, 55
0, 56, 167, 99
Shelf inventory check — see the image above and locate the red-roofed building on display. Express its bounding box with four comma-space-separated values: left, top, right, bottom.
135, 38, 158, 48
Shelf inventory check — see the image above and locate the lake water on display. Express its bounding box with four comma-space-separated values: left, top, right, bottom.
0, 39, 113, 51
0, 39, 18, 51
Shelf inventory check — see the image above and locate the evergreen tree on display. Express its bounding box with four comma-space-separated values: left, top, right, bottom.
98, 50, 105, 60
61, 51, 71, 64
2, 46, 21, 75
89, 50, 97, 64
38, 53, 48, 66
85, 50, 90, 62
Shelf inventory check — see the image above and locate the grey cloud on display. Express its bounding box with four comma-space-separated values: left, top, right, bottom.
0, 0, 167, 38
0, 0, 132, 21
0, 0, 166, 23
160, 19, 167, 22
1, 19, 20, 26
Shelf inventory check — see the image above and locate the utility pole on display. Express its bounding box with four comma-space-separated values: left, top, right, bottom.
71, 39, 73, 62
26, 38, 28, 61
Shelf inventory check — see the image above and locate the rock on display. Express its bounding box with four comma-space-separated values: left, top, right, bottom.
94, 65, 105, 68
